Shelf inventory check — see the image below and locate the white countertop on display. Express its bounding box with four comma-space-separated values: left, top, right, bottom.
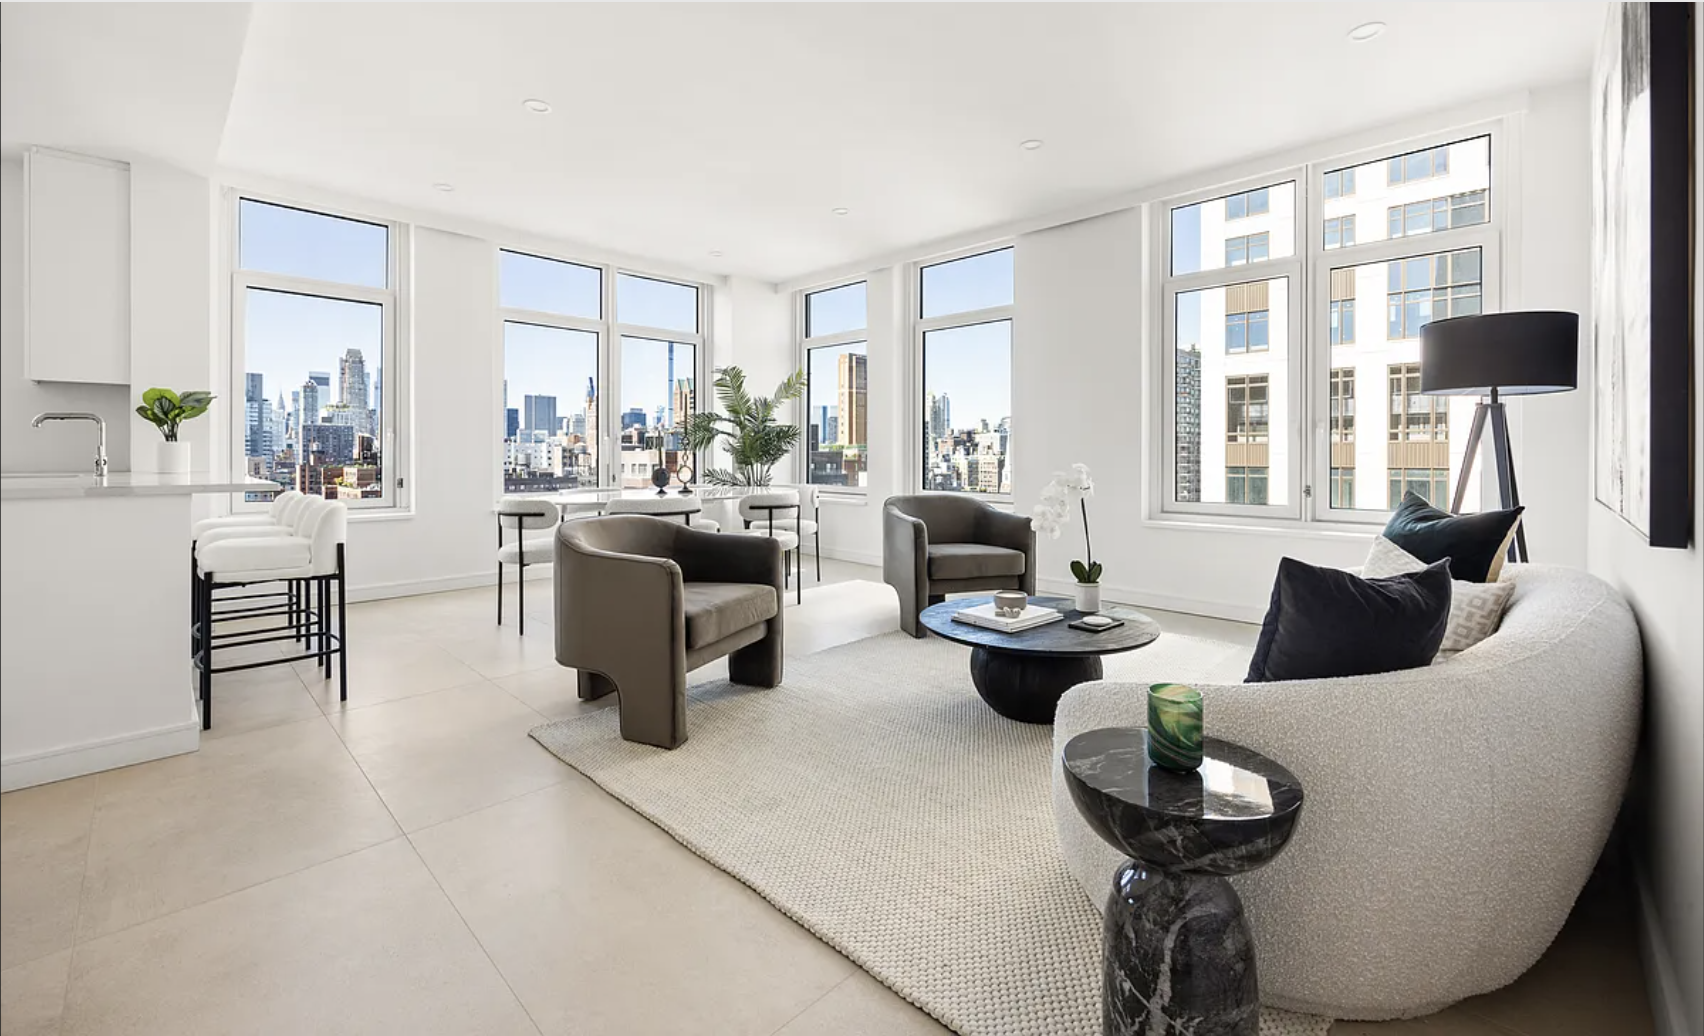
0, 472, 280, 501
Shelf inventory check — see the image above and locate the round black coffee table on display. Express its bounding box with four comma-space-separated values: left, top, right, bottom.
1062, 728, 1304, 1036
918, 596, 1160, 723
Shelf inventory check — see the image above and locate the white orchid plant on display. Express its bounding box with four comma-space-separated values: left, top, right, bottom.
1031, 463, 1100, 585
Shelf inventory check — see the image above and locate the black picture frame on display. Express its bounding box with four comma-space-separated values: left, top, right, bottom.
1591, 2, 1696, 549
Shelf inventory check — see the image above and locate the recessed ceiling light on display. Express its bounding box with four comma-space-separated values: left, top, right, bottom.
432, 182, 455, 192
832, 207, 850, 216
522, 98, 553, 114
709, 250, 724, 258
1020, 139, 1045, 151
1348, 21, 1386, 42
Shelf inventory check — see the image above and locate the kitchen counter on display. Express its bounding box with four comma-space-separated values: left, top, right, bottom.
0, 471, 278, 501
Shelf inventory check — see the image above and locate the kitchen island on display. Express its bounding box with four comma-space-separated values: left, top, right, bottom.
1, 472, 279, 790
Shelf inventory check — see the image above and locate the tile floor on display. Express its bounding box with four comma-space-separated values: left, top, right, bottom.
1, 559, 1653, 1036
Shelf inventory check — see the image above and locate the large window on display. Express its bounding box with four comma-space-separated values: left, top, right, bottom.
234, 198, 401, 508
801, 282, 869, 488
499, 251, 703, 491
918, 247, 1013, 494
500, 252, 602, 492
1161, 130, 1500, 525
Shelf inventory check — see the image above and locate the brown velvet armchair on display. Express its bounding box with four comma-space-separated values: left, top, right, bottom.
883, 495, 1036, 638
555, 515, 785, 749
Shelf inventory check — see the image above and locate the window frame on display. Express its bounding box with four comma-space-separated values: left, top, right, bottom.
908, 242, 1015, 499
228, 191, 409, 513
1160, 170, 1306, 522
1152, 119, 1511, 531
794, 275, 870, 495
497, 248, 709, 494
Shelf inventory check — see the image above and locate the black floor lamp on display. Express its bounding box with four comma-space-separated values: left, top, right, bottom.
1420, 311, 1579, 563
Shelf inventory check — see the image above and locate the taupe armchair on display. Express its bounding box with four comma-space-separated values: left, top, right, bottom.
883, 495, 1036, 638
555, 515, 785, 749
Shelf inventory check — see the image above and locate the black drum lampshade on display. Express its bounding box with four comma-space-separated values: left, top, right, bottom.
1420, 311, 1579, 396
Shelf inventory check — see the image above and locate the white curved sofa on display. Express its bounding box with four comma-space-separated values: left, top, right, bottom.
1051, 564, 1642, 1020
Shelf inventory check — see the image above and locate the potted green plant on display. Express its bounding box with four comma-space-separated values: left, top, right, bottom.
681, 366, 805, 486
136, 387, 215, 474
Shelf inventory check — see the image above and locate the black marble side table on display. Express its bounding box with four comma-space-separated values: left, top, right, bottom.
1062, 728, 1304, 1036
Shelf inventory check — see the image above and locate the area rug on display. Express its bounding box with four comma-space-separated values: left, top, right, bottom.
530, 630, 1328, 1036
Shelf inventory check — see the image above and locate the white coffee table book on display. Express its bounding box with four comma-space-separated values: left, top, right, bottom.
951, 602, 1066, 633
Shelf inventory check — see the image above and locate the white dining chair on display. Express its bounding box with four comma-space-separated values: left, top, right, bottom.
497, 498, 560, 634
604, 495, 718, 531
737, 489, 802, 605
765, 483, 821, 581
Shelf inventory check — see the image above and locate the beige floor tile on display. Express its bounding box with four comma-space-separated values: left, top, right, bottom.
1, 777, 97, 970
76, 719, 398, 941
427, 623, 562, 680
202, 664, 321, 741
772, 970, 952, 1036
409, 780, 854, 1036
59, 839, 538, 1036
1452, 887, 1653, 1036
330, 682, 569, 832
1330, 1008, 1520, 1035
294, 632, 484, 713
0, 949, 70, 1036
494, 666, 618, 723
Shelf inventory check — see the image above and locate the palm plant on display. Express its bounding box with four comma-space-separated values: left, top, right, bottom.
681, 366, 806, 486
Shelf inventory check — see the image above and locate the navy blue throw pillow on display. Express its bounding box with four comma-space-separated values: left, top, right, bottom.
1246, 556, 1453, 683
1382, 492, 1523, 583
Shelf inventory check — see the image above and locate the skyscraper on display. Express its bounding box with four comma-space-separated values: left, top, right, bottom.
523, 395, 558, 437
299, 378, 322, 453
506, 408, 520, 439
245, 372, 266, 460
837, 352, 867, 447
671, 378, 695, 432
928, 392, 951, 444
1175, 345, 1202, 503
338, 349, 371, 436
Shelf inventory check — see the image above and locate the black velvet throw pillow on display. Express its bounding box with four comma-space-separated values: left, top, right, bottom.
1382, 492, 1523, 583
1245, 556, 1453, 683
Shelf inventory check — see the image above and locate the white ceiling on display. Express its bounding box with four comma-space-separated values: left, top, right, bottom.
9, 3, 1606, 284
0, 3, 251, 170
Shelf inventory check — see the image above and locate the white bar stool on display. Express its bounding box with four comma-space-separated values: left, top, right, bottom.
497, 499, 559, 635
194, 497, 349, 729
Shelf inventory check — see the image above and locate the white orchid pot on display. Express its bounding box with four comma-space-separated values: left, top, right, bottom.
1074, 582, 1101, 614
154, 440, 191, 474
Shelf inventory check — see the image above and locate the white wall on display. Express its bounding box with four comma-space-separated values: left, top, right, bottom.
811, 86, 1594, 619
339, 227, 500, 597
1585, 28, 1704, 1036
0, 156, 132, 472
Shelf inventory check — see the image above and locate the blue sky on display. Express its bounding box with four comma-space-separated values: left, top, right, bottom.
243, 202, 1017, 440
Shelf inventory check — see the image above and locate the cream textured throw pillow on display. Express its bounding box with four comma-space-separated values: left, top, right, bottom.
1362, 536, 1515, 652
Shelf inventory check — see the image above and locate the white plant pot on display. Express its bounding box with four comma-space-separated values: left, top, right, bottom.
154, 440, 191, 474
1074, 582, 1101, 614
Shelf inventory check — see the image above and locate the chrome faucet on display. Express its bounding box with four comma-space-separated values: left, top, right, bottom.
31, 412, 108, 476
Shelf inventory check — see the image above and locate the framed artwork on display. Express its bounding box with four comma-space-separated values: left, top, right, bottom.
1590, 2, 1694, 549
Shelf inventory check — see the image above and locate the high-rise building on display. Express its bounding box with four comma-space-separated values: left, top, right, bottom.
523, 394, 559, 436
506, 408, 520, 439
1175, 345, 1202, 503
672, 378, 695, 431
928, 392, 951, 443
244, 373, 266, 460
622, 408, 647, 431
584, 377, 598, 454
298, 378, 323, 455
837, 352, 867, 448
338, 349, 371, 436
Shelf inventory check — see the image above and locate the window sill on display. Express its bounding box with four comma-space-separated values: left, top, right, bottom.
1141, 515, 1379, 542
347, 508, 416, 524
818, 492, 867, 506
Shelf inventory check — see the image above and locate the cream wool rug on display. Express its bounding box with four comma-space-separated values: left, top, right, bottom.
530, 630, 1328, 1036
